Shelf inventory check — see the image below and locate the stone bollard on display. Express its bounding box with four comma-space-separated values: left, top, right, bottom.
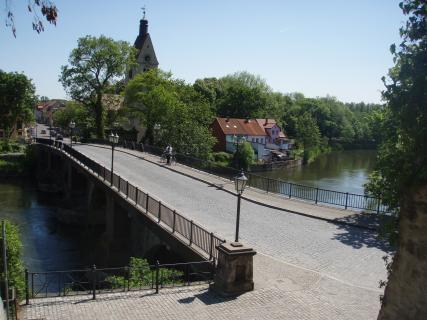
210, 242, 256, 296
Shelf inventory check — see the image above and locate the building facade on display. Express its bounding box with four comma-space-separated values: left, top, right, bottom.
211, 118, 293, 161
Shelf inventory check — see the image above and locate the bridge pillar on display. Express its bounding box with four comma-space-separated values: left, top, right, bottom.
210, 242, 256, 296
64, 161, 72, 199
105, 195, 115, 242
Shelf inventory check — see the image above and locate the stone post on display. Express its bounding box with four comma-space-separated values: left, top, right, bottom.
210, 242, 256, 296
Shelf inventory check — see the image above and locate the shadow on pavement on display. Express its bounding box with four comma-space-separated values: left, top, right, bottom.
331, 213, 395, 252
177, 288, 237, 305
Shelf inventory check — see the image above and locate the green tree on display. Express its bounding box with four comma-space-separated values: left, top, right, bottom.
234, 141, 255, 170
294, 112, 321, 163
60, 35, 136, 138
365, 1, 427, 319
124, 70, 216, 158
52, 101, 94, 138
214, 72, 279, 119
0, 71, 36, 140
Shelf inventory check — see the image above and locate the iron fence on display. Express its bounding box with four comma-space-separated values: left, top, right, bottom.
25, 260, 214, 302
36, 138, 226, 261
142, 143, 388, 214
44, 138, 389, 213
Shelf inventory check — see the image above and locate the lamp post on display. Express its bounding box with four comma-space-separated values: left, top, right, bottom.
49, 118, 53, 141
234, 169, 248, 243
69, 120, 75, 147
109, 132, 119, 185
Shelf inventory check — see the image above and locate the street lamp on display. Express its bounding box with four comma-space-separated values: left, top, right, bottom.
69, 120, 76, 147
49, 118, 53, 141
234, 169, 248, 243
109, 132, 119, 185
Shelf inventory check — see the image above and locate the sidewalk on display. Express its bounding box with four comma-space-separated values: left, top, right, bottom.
112, 146, 385, 231
21, 253, 382, 320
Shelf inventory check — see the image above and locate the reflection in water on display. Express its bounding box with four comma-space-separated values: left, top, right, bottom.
0, 179, 85, 272
260, 150, 376, 194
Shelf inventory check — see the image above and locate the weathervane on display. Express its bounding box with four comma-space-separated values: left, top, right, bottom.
142, 6, 146, 19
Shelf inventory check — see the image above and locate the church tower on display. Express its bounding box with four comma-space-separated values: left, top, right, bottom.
129, 11, 159, 79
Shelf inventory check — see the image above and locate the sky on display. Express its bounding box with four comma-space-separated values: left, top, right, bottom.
0, 0, 404, 104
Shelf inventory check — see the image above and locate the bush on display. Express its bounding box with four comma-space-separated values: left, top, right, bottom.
0, 221, 25, 300
211, 152, 233, 166
105, 257, 183, 289
233, 142, 255, 170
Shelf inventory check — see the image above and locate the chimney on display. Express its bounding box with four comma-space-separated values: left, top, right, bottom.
139, 19, 148, 36
225, 117, 229, 122
265, 118, 268, 125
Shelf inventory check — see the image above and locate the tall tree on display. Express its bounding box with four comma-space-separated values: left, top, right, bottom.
0, 71, 36, 139
124, 69, 216, 158
366, 1, 427, 319
60, 35, 136, 138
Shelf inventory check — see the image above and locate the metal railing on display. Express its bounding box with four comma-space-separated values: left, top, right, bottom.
36, 138, 225, 262
141, 143, 389, 214
25, 260, 214, 302
45, 137, 389, 213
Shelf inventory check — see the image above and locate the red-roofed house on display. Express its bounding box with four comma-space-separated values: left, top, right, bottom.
211, 117, 293, 160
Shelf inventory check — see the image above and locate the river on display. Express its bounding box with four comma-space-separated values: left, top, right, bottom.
258, 150, 377, 195
0, 179, 86, 272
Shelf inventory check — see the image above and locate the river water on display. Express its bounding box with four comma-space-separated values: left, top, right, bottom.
258, 150, 377, 195
0, 179, 85, 272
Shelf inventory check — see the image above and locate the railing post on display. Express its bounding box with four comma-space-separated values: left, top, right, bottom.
135, 188, 139, 205
146, 194, 149, 214
289, 183, 292, 199
189, 220, 193, 245
345, 192, 349, 210
172, 210, 176, 233
266, 178, 270, 193
209, 232, 214, 260
25, 269, 29, 305
118, 178, 121, 193
126, 180, 129, 198
377, 196, 381, 214
158, 202, 162, 223
315, 188, 319, 204
155, 261, 160, 294
92, 265, 97, 300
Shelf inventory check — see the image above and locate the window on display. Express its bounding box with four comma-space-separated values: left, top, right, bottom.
256, 138, 259, 143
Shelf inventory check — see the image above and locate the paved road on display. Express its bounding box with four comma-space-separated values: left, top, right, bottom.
74, 144, 391, 291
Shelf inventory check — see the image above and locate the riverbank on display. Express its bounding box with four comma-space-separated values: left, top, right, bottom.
0, 145, 36, 177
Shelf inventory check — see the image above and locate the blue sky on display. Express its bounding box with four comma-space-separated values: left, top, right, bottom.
0, 0, 403, 103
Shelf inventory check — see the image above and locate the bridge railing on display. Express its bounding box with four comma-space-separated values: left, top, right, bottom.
37, 138, 225, 261
25, 260, 214, 302
141, 143, 389, 214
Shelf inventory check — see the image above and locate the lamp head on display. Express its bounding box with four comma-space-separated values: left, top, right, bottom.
234, 169, 248, 194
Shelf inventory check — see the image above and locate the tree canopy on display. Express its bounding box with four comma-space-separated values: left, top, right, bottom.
0, 71, 36, 139
124, 69, 216, 158
60, 35, 136, 138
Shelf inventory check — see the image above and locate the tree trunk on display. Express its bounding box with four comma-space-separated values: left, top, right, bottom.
95, 93, 105, 139
377, 184, 427, 320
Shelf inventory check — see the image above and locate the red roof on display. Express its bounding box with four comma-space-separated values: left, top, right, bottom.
215, 118, 266, 136
256, 118, 277, 129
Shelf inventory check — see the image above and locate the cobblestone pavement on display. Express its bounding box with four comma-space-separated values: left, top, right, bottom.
21, 253, 382, 320
22, 144, 391, 319
74, 145, 392, 288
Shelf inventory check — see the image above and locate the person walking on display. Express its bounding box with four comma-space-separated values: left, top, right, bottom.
165, 144, 173, 165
